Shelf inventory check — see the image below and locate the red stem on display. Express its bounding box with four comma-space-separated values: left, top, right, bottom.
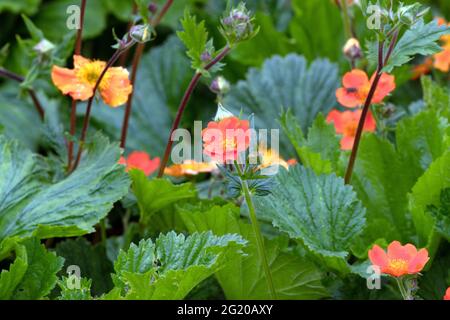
0, 68, 44, 120
68, 0, 87, 170
157, 46, 231, 177
120, 0, 174, 149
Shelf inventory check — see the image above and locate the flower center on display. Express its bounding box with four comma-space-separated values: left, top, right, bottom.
222, 138, 237, 150
344, 122, 358, 137
76, 61, 109, 88
387, 259, 408, 275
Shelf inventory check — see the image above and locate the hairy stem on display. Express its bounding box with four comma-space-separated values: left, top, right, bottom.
0, 68, 44, 120
241, 179, 277, 299
68, 0, 87, 170
120, 0, 174, 149
157, 45, 231, 177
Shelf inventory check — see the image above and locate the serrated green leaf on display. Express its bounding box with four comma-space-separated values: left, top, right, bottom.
368, 20, 450, 72
111, 231, 246, 299
177, 10, 209, 71
178, 201, 329, 299
427, 188, 450, 241
131, 170, 197, 225
256, 166, 366, 272
224, 54, 339, 154
0, 133, 130, 245
421, 76, 450, 120
57, 277, 93, 300
0, 238, 63, 300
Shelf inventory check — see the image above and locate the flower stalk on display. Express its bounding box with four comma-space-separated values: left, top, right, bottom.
120, 0, 174, 149
157, 45, 231, 178
0, 67, 45, 120
344, 29, 400, 184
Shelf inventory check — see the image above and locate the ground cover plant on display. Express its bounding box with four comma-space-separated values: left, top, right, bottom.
0, 0, 449, 301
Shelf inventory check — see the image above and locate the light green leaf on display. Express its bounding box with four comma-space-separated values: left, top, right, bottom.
427, 188, 450, 242
224, 54, 339, 153
410, 151, 450, 246
112, 231, 246, 300
421, 76, 450, 120
177, 10, 209, 71
256, 166, 366, 272
57, 277, 93, 300
0, 238, 63, 300
0, 133, 130, 244
178, 202, 329, 299
131, 170, 197, 225
89, 37, 192, 156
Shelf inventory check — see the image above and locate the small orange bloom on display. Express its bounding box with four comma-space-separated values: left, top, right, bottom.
368, 241, 430, 278
411, 57, 433, 80
336, 69, 395, 108
164, 160, 218, 177
444, 287, 450, 300
51, 55, 133, 107
326, 109, 376, 150
119, 151, 160, 176
202, 116, 250, 163
437, 17, 450, 43
434, 44, 450, 72
258, 144, 294, 171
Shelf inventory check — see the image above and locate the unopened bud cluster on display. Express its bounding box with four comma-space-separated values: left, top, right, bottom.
219, 2, 258, 45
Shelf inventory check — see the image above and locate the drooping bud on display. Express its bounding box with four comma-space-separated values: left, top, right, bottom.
148, 2, 158, 15
200, 51, 212, 62
214, 103, 235, 121
33, 39, 55, 55
130, 24, 154, 43
219, 2, 258, 45
343, 38, 362, 61
210, 76, 230, 95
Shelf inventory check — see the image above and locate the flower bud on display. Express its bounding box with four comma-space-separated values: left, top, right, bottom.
220, 2, 258, 45
210, 76, 230, 95
201, 51, 211, 62
148, 3, 158, 14
130, 24, 154, 43
33, 39, 55, 55
343, 38, 362, 61
214, 103, 234, 121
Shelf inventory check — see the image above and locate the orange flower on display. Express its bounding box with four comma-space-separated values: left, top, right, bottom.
336, 69, 395, 108
437, 17, 450, 43
411, 57, 433, 80
202, 116, 250, 163
444, 287, 450, 300
326, 109, 376, 150
434, 45, 450, 72
258, 144, 294, 171
51, 55, 133, 107
119, 151, 160, 176
368, 241, 430, 278
164, 160, 218, 177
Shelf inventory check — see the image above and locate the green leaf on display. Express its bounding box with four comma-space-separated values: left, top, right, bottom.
57, 277, 93, 300
0, 0, 41, 15
224, 54, 339, 154
178, 202, 329, 299
410, 151, 450, 246
0, 238, 63, 300
111, 231, 246, 300
421, 76, 450, 120
427, 188, 450, 241
368, 20, 450, 73
256, 166, 366, 272
55, 238, 113, 296
102, 0, 134, 22
418, 250, 450, 300
131, 170, 197, 225
89, 37, 192, 156
0, 133, 130, 245
177, 10, 210, 71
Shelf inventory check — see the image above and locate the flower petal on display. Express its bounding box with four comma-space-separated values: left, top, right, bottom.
342, 69, 369, 88
407, 248, 429, 274
372, 73, 396, 104
336, 88, 363, 108
100, 67, 133, 107
368, 245, 388, 269
51, 65, 93, 101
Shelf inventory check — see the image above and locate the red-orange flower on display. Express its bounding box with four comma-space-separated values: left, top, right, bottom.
51, 55, 133, 107
119, 151, 160, 176
202, 116, 250, 163
411, 57, 433, 80
326, 109, 376, 150
368, 241, 430, 278
258, 144, 295, 171
433, 18, 450, 72
336, 69, 395, 108
444, 287, 450, 300
164, 160, 218, 177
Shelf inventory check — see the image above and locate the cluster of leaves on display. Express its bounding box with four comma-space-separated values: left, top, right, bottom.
0, 0, 449, 301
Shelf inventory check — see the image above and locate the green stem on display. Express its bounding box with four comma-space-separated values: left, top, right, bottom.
340, 0, 352, 39
395, 277, 409, 300
100, 219, 107, 246
240, 178, 277, 299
